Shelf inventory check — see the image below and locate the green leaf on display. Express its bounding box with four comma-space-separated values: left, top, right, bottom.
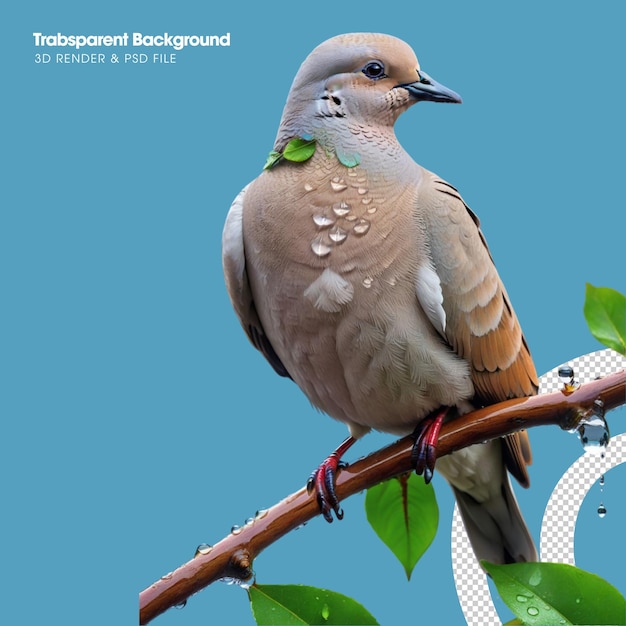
484, 561, 626, 625
283, 138, 316, 163
248, 584, 379, 625
584, 284, 626, 355
264, 150, 281, 170
365, 472, 438, 580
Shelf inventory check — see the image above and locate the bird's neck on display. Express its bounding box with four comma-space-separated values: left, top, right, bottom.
275, 119, 403, 170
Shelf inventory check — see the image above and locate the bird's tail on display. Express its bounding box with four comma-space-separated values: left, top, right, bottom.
451, 475, 537, 565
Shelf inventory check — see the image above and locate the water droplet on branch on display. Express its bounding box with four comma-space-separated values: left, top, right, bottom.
558, 365, 580, 394
194, 543, 213, 557
576, 399, 609, 453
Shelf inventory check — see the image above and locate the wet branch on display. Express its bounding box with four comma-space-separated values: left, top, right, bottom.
139, 369, 625, 624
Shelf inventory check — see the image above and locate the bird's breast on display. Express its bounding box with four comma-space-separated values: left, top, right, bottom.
244, 156, 424, 324
247, 154, 418, 275
241, 156, 473, 434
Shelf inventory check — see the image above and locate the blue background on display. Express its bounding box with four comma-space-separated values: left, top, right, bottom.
4, 1, 625, 624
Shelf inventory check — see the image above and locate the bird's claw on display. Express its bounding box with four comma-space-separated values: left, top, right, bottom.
307, 455, 345, 522
307, 437, 355, 523
411, 442, 437, 484
411, 407, 448, 484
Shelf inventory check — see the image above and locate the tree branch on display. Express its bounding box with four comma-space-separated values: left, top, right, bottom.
139, 369, 625, 624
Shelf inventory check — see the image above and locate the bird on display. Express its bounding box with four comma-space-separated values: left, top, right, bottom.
222, 32, 538, 565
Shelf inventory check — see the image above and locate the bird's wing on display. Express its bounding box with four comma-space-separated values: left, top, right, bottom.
416, 174, 537, 485
222, 184, 291, 379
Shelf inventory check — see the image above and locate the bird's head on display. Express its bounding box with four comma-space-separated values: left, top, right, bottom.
274, 33, 461, 152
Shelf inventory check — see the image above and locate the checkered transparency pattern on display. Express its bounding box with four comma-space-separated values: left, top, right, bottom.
451, 349, 626, 626
538, 349, 626, 395
540, 432, 626, 564
451, 505, 500, 625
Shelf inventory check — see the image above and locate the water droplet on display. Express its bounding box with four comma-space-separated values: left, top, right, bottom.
313, 214, 335, 228
161, 571, 173, 581
175, 600, 187, 609
357, 187, 368, 195
244, 517, 255, 526
516, 594, 529, 603
363, 277, 373, 289
575, 597, 582, 604
332, 201, 350, 217
311, 237, 331, 257
361, 197, 372, 205
357, 175, 367, 183
220, 574, 256, 589
577, 412, 610, 453
255, 509, 269, 520
321, 603, 330, 621
599, 474, 605, 486
231, 524, 243, 535
194, 543, 213, 557
527, 607, 539, 617
557, 365, 574, 381
528, 569, 542, 586
304, 183, 314, 192
367, 206, 377, 214
329, 226, 348, 243
353, 219, 371, 235
345, 214, 357, 222
330, 178, 347, 192
558, 364, 580, 393
598, 503, 607, 518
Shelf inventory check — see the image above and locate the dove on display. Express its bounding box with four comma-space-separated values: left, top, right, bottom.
222, 33, 538, 565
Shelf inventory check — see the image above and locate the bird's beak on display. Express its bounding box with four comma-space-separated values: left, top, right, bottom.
399, 70, 462, 104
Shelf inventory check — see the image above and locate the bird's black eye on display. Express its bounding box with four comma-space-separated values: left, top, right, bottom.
362, 61, 386, 80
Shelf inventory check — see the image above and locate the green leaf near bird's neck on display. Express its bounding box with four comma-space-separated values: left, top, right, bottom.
263, 137, 362, 170
283, 137, 316, 162
263, 150, 282, 170
264, 137, 316, 170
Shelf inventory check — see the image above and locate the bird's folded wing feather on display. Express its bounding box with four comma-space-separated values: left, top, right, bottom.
417, 175, 537, 486
222, 185, 291, 379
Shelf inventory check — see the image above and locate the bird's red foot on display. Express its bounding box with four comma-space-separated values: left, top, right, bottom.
306, 436, 356, 523
411, 407, 449, 484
